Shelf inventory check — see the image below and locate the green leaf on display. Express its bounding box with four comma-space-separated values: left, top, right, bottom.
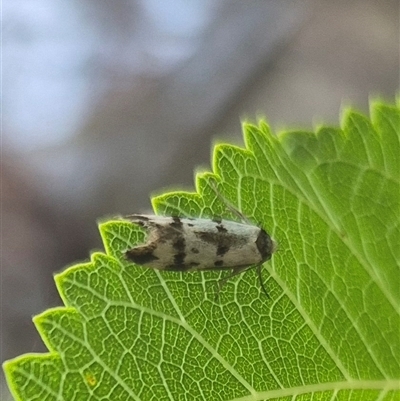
3, 100, 400, 400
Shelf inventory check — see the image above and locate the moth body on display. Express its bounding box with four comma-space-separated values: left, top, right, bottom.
125, 215, 274, 272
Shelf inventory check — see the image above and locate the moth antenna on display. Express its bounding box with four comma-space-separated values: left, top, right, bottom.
208, 179, 251, 224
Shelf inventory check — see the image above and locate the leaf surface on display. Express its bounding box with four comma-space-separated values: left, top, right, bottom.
4, 101, 400, 401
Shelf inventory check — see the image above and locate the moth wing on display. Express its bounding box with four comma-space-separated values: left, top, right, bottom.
126, 214, 160, 227
125, 243, 159, 265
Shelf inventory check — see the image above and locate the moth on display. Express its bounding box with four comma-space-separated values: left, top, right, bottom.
124, 200, 276, 297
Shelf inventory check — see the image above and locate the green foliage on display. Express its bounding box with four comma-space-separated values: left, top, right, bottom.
3, 100, 400, 400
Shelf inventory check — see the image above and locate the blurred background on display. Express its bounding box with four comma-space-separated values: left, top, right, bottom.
1, 0, 398, 397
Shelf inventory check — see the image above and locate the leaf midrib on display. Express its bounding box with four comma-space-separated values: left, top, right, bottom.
230, 379, 399, 401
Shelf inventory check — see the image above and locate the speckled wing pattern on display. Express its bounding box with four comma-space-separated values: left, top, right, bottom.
125, 215, 274, 271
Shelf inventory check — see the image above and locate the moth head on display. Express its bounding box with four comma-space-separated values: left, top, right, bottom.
256, 229, 276, 262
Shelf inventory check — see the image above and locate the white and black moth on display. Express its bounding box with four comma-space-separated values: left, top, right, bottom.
124, 213, 276, 297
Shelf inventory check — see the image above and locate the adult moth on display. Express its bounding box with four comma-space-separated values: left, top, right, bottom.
124, 190, 276, 297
